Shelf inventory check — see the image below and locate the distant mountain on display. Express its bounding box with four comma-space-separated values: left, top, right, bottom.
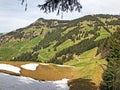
0, 14, 120, 63
0, 33, 3, 37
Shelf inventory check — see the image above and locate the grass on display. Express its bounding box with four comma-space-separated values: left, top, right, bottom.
62, 26, 77, 36
79, 47, 99, 59
0, 60, 107, 81
0, 35, 42, 61
38, 39, 81, 62
72, 61, 93, 67
0, 58, 107, 89
67, 59, 107, 89
0, 26, 52, 61
95, 27, 111, 41
65, 47, 100, 65
0, 61, 77, 80
21, 64, 76, 80
38, 41, 57, 62
65, 47, 107, 88
0, 46, 107, 89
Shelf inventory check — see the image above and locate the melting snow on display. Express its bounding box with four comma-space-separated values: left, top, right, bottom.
53, 78, 69, 90
21, 63, 39, 70
0, 73, 69, 90
57, 64, 71, 67
0, 64, 20, 74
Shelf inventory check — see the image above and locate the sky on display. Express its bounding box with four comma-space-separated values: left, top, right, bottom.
0, 0, 120, 33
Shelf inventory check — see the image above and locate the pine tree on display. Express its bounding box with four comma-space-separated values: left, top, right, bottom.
101, 30, 120, 90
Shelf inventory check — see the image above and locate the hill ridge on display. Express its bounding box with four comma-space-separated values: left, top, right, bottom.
0, 14, 120, 63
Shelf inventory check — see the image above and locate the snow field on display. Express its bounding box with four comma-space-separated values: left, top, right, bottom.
0, 64, 20, 73
0, 73, 69, 90
21, 63, 39, 70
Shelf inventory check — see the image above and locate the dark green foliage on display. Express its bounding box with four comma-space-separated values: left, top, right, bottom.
106, 20, 120, 26
80, 15, 98, 21
33, 28, 62, 51
56, 38, 96, 56
100, 30, 120, 90
95, 14, 114, 19
12, 52, 39, 62
95, 14, 120, 19
6, 30, 24, 40
50, 36, 107, 64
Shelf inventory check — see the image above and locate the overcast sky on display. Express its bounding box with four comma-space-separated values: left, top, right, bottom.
0, 0, 120, 33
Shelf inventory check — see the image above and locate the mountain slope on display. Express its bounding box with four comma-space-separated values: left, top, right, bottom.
0, 14, 120, 89
0, 14, 119, 63
0, 33, 3, 37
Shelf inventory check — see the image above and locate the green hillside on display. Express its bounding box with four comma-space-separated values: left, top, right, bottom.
0, 14, 120, 89
0, 14, 119, 63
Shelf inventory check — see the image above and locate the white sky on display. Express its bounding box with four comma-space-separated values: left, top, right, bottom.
0, 0, 120, 33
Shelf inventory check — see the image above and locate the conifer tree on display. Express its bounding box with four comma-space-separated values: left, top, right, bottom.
101, 30, 120, 90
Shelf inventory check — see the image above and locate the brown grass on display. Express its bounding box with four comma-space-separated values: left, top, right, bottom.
0, 61, 77, 81
21, 64, 77, 80
0, 61, 106, 90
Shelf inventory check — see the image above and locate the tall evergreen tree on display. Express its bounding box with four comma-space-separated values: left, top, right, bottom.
101, 30, 120, 90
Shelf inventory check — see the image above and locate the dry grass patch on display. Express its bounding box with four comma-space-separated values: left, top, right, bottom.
21, 64, 77, 80
0, 61, 107, 90
0, 61, 77, 81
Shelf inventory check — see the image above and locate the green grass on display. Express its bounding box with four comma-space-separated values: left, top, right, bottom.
38, 39, 82, 62
64, 47, 107, 86
72, 61, 93, 67
95, 27, 111, 41
65, 47, 100, 65
0, 35, 42, 61
38, 41, 57, 62
84, 26, 94, 32
79, 47, 98, 58
57, 39, 79, 51
62, 26, 77, 36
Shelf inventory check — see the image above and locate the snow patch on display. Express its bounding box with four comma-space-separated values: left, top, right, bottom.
57, 64, 71, 67
0, 73, 69, 90
53, 78, 69, 90
0, 64, 20, 74
21, 63, 39, 70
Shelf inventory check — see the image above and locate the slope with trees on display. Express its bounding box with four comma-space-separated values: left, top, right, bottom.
100, 29, 120, 90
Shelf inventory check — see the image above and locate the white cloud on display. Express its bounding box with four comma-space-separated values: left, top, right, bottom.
0, 16, 32, 32
0, 0, 120, 33
81, 0, 120, 15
